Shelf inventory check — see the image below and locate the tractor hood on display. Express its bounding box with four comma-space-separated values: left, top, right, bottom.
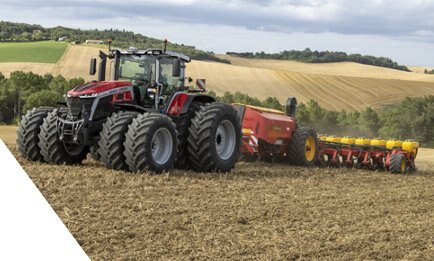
67, 81, 132, 97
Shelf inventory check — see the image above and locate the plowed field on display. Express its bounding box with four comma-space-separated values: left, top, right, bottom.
1, 126, 433, 260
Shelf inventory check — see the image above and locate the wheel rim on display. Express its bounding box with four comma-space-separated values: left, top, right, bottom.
400, 159, 406, 173
63, 143, 85, 156
305, 136, 316, 162
151, 128, 173, 165
215, 120, 236, 160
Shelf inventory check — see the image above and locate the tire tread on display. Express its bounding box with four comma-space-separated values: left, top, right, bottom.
17, 107, 53, 161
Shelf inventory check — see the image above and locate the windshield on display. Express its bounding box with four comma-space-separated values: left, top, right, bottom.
118, 55, 156, 81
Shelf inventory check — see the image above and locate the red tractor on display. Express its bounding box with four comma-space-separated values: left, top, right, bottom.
17, 44, 241, 173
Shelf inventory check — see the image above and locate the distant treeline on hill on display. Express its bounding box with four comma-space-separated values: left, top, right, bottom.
424, 68, 434, 74
0, 21, 230, 64
0, 71, 432, 147
226, 49, 410, 72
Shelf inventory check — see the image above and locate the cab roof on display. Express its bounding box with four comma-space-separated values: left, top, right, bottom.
112, 47, 191, 62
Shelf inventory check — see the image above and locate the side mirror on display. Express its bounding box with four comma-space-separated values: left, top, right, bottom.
89, 58, 97, 75
172, 59, 181, 77
98, 51, 107, 81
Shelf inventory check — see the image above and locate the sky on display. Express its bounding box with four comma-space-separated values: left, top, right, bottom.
1, 0, 434, 66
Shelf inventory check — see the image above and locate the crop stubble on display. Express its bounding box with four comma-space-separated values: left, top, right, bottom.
3, 141, 432, 260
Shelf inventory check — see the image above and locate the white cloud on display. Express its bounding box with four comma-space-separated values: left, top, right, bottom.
91, 0, 199, 5
1, 0, 434, 66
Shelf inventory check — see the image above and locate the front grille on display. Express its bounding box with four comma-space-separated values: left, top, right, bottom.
93, 96, 113, 120
67, 97, 95, 118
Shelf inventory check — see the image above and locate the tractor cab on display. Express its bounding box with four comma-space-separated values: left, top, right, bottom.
90, 46, 191, 109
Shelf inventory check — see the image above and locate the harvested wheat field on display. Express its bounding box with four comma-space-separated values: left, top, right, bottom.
0, 62, 56, 77
218, 55, 434, 82
1, 126, 433, 260
187, 61, 434, 110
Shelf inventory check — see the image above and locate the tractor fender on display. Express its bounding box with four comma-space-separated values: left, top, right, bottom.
181, 94, 215, 114
167, 93, 216, 115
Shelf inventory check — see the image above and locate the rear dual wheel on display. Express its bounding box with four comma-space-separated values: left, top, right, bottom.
187, 103, 241, 172
97, 111, 139, 170
124, 103, 241, 174
124, 113, 178, 173
175, 101, 202, 169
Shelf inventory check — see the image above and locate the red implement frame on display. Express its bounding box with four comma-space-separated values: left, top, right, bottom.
233, 104, 296, 158
319, 141, 417, 171
234, 103, 417, 173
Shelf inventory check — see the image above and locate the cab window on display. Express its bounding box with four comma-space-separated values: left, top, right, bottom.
119, 55, 156, 82
159, 57, 180, 87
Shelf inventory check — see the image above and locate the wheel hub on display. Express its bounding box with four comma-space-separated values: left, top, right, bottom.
305, 136, 316, 162
215, 120, 236, 160
151, 128, 173, 165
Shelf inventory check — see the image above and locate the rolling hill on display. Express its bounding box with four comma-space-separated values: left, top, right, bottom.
0, 43, 434, 110
218, 55, 434, 82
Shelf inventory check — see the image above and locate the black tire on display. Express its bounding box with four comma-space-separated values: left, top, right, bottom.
288, 127, 319, 166
17, 107, 53, 161
97, 111, 138, 170
38, 109, 89, 164
187, 103, 242, 172
175, 101, 202, 169
124, 113, 178, 173
390, 153, 407, 174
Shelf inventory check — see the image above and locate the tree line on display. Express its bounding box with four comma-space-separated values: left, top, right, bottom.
0, 21, 230, 64
208, 91, 434, 147
424, 68, 434, 74
0, 71, 432, 146
0, 71, 84, 123
226, 48, 410, 72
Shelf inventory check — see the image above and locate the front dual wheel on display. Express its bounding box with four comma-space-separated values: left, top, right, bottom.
38, 109, 89, 164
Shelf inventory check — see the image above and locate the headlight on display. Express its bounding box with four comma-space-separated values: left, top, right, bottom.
79, 93, 98, 98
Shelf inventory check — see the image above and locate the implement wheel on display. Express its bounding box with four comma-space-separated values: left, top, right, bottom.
288, 127, 319, 166
390, 153, 407, 174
